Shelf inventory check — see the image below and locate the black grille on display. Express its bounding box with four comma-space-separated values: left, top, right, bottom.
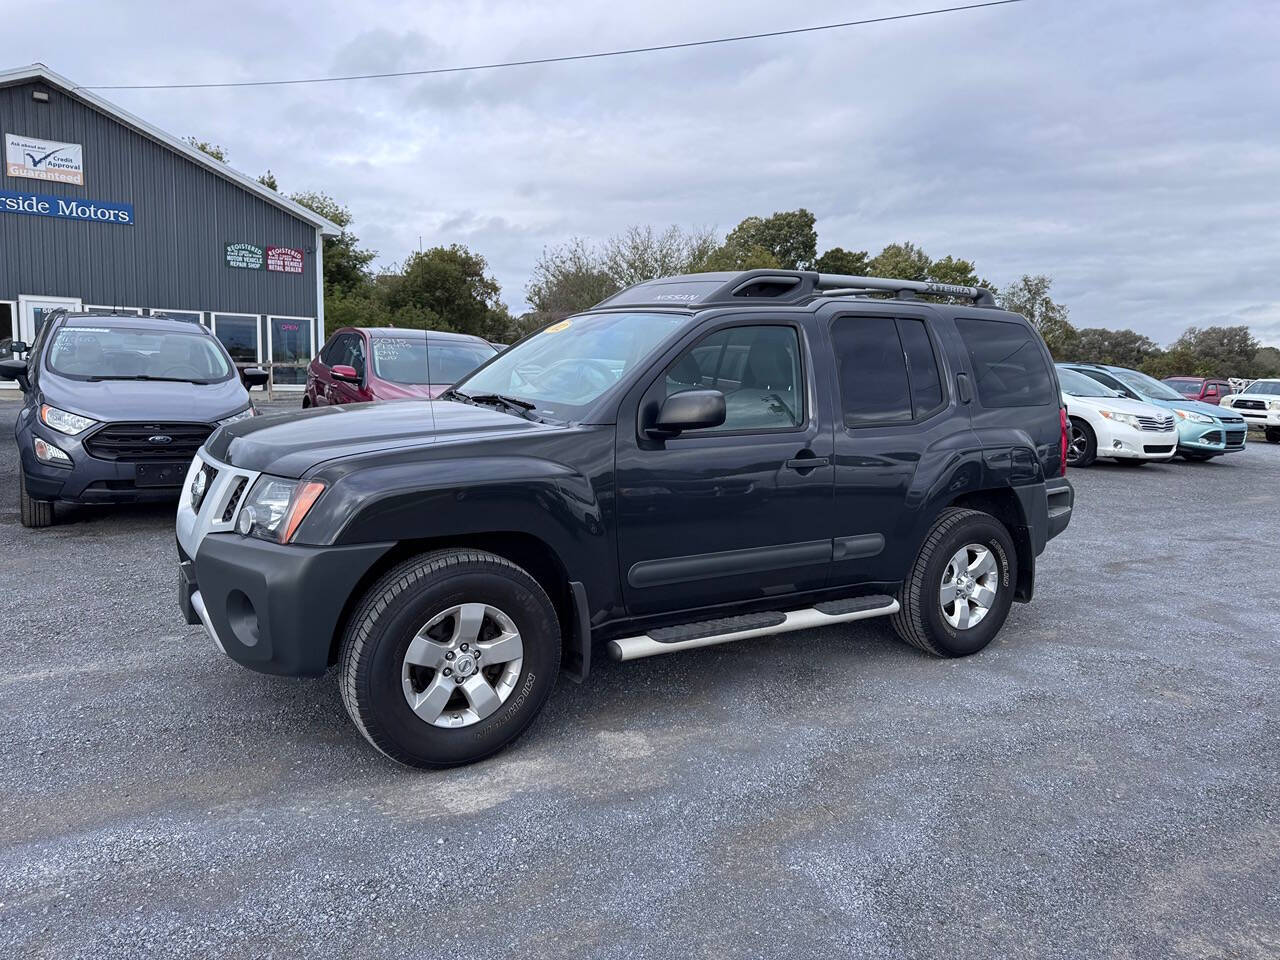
1198, 430, 1223, 445
1143, 445, 1174, 454
1225, 429, 1247, 450
222, 477, 248, 522
1233, 399, 1265, 410
83, 422, 213, 461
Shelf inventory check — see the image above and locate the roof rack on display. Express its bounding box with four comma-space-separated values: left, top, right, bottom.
593, 269, 997, 310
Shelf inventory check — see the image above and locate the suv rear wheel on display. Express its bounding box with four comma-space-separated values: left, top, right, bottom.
19, 473, 54, 528
891, 508, 1016, 658
339, 549, 560, 768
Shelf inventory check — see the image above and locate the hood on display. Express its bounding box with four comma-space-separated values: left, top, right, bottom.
1144, 396, 1234, 421
1063, 393, 1170, 418
207, 398, 558, 476
41, 372, 251, 423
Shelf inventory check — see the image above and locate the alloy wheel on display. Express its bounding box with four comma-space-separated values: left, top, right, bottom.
939, 544, 998, 630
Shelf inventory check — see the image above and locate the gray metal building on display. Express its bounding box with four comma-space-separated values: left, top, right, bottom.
0, 64, 339, 387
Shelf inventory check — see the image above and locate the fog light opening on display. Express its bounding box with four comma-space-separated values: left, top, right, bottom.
226, 590, 261, 648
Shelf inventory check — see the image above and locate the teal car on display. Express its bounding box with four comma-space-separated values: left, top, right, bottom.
1061, 363, 1247, 461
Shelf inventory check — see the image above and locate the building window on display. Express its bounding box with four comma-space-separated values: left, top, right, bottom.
212, 313, 261, 366
268, 316, 315, 387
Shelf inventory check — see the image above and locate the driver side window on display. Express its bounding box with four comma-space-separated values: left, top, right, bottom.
664, 325, 803, 433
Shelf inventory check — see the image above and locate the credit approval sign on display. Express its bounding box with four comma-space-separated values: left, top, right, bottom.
5, 133, 84, 185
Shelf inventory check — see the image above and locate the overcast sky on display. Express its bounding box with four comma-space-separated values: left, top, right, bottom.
11, 0, 1279, 343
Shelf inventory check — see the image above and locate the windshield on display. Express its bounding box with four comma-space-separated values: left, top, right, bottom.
47, 326, 233, 382
1058, 367, 1120, 397
1105, 367, 1184, 401
1166, 379, 1201, 396
370, 337, 495, 385
454, 312, 690, 419
1243, 380, 1280, 395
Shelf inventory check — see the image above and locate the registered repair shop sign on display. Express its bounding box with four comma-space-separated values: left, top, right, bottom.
5, 132, 84, 185
225, 242, 264, 269
266, 245, 304, 274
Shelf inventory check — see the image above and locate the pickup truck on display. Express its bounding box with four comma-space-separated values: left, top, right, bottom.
176, 269, 1074, 768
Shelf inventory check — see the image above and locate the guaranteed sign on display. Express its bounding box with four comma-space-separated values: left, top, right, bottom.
5, 133, 84, 185
0, 188, 132, 224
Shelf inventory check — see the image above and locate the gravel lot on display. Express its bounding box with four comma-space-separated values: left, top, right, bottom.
1, 396, 1277, 959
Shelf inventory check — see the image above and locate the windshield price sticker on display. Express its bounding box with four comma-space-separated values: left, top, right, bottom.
544, 319, 573, 333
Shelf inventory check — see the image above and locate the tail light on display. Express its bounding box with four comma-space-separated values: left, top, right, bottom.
1059, 407, 1069, 475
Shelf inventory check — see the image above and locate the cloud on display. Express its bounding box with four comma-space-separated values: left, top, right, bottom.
10, 0, 1279, 340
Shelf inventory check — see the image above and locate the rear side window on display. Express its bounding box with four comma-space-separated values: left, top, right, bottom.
831, 316, 945, 426
955, 318, 1055, 407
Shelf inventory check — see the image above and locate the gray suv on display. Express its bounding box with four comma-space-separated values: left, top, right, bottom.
0, 311, 266, 527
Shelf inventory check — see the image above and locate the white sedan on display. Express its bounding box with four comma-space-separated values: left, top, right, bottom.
1058, 366, 1178, 467
1219, 378, 1280, 443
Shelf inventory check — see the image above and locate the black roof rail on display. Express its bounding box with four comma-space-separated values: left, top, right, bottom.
593, 269, 997, 310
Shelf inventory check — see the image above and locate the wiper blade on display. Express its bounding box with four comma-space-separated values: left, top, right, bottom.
87, 374, 211, 383
439, 387, 474, 404
468, 393, 539, 419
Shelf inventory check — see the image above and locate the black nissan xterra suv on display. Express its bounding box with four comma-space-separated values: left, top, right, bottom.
175, 270, 1073, 768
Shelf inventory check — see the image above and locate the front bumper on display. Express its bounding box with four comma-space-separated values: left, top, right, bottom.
179, 532, 394, 676
21, 424, 191, 503
1094, 420, 1176, 460
1174, 419, 1246, 455
1225, 406, 1280, 428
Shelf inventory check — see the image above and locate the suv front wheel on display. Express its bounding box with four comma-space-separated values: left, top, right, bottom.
339, 549, 561, 768
891, 508, 1016, 658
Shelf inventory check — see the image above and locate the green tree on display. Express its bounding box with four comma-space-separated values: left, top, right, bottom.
257, 169, 278, 190
185, 137, 227, 162
1073, 327, 1161, 368
998, 275, 1077, 358
383, 245, 507, 339
701, 209, 817, 271
868, 242, 932, 282
814, 247, 870, 276
526, 237, 621, 319
1164, 325, 1260, 378
1255, 345, 1280, 377
601, 225, 718, 287
290, 191, 376, 296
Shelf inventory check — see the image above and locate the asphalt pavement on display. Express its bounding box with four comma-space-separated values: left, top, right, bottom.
1, 397, 1276, 959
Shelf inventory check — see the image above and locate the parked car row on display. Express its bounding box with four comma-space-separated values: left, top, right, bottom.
1059, 363, 1250, 466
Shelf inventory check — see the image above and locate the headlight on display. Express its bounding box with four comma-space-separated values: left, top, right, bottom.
40, 403, 97, 436
237, 475, 326, 543
217, 406, 256, 426
1173, 408, 1214, 424
1269, 399, 1280, 411
1099, 410, 1141, 428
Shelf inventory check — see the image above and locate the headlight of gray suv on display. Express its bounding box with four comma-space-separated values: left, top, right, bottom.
236, 475, 326, 543
40, 403, 97, 435
217, 406, 256, 426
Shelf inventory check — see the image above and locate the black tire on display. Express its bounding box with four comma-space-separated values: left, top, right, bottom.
19, 473, 54, 528
1265, 427, 1280, 444
1179, 451, 1215, 462
339, 549, 560, 768
1066, 417, 1097, 467
890, 507, 1016, 658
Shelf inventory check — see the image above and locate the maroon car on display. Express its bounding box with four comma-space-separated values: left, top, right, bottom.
1163, 376, 1234, 406
304, 327, 496, 407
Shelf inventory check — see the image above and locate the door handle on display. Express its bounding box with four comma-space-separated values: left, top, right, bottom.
784, 456, 830, 471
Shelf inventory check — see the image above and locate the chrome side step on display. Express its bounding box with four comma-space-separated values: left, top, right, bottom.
607, 595, 899, 661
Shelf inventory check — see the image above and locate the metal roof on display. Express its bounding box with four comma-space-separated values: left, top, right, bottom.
0, 63, 342, 236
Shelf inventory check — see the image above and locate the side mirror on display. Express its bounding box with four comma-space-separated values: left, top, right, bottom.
332, 364, 361, 383
8, 340, 29, 356
648, 389, 726, 437
0, 357, 30, 391
243, 367, 269, 388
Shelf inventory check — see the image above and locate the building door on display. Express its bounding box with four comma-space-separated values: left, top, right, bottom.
211, 313, 261, 369
18, 295, 82, 342
268, 316, 315, 388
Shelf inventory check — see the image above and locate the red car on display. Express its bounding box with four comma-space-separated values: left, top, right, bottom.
304, 327, 496, 407
1163, 376, 1234, 406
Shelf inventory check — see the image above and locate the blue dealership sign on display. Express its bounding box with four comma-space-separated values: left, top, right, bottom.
0, 188, 133, 225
